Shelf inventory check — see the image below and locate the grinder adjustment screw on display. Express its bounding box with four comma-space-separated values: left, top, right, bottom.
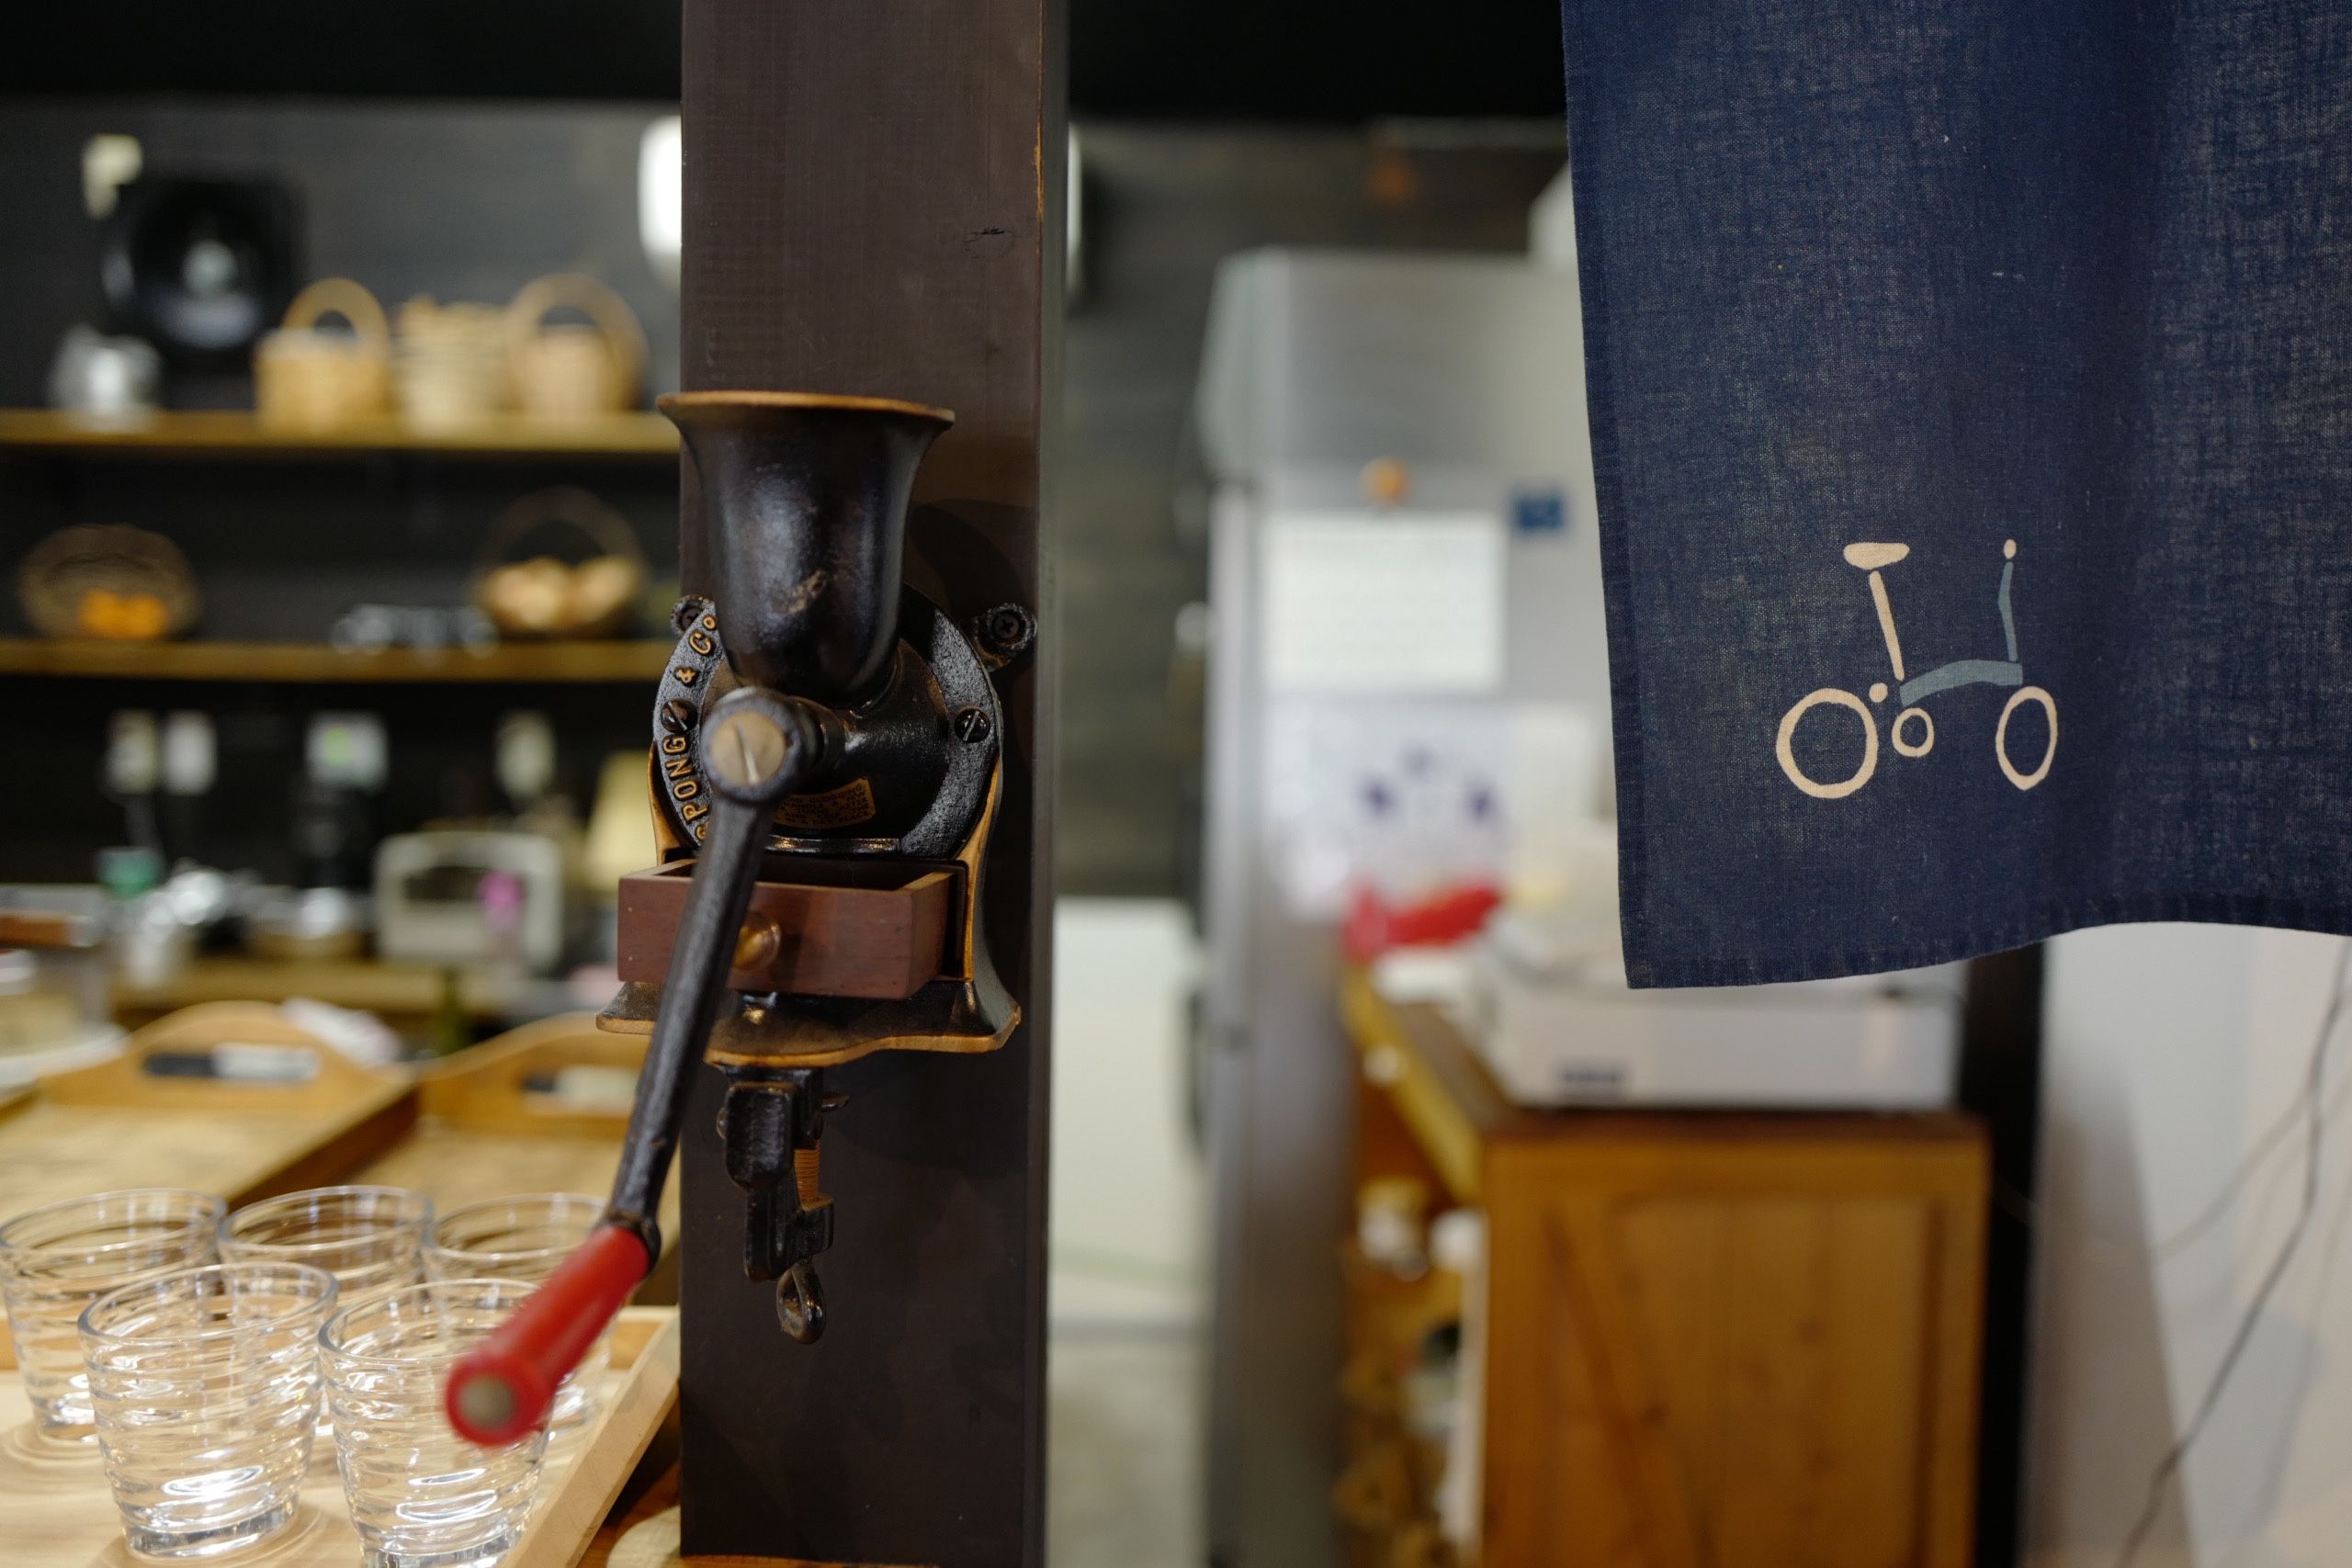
974, 602, 1036, 667
708, 708, 790, 790
698, 688, 825, 806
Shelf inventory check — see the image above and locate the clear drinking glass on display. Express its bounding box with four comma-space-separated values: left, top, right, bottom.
0, 1189, 225, 1439
221, 1185, 431, 1453
424, 1193, 611, 1440
79, 1262, 338, 1559
322, 1278, 549, 1568
219, 1186, 434, 1306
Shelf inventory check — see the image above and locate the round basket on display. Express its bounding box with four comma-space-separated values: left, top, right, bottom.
253, 278, 391, 432
17, 524, 200, 640
506, 274, 646, 420
394, 296, 512, 433
470, 488, 647, 639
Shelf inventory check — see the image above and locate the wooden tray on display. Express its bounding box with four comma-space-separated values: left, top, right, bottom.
356, 1015, 642, 1201
0, 1307, 678, 1568
0, 1003, 415, 1224
0, 1010, 672, 1319
345, 1016, 678, 1302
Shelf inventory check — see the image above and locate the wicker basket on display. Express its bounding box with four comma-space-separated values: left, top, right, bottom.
394, 296, 512, 432
17, 524, 200, 641
506, 274, 646, 420
253, 278, 391, 432
471, 488, 647, 639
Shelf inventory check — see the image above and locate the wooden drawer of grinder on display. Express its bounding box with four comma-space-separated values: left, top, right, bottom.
616, 855, 956, 1001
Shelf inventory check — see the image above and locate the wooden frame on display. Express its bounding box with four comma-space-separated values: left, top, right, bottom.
671, 0, 1062, 1560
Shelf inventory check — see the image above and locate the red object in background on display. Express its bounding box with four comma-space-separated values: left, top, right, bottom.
1341, 881, 1503, 963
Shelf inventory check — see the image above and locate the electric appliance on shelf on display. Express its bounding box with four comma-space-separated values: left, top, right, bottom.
372, 829, 567, 974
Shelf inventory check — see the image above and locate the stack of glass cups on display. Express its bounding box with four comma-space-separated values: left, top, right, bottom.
78, 1262, 339, 1558
424, 1193, 612, 1444
0, 1190, 225, 1442
322, 1278, 550, 1568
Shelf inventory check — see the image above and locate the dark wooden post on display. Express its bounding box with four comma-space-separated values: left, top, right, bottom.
674, 1, 1062, 1562
1958, 946, 2044, 1568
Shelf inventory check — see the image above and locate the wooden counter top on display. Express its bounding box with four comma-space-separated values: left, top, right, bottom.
1338, 965, 1983, 1204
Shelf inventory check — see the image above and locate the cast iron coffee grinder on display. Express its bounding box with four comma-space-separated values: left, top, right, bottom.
446, 391, 1031, 1443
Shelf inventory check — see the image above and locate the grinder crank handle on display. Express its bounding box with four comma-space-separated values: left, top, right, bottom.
445, 688, 827, 1445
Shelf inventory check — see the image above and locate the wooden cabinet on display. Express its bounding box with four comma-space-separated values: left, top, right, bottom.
1340, 973, 1988, 1568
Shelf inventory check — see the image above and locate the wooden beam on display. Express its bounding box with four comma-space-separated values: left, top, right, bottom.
674, 0, 1061, 1562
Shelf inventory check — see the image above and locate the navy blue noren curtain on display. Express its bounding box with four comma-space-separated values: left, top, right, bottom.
1563, 1, 2352, 987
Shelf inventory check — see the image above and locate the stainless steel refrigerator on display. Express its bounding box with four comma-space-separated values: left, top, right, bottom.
1193, 247, 1607, 1568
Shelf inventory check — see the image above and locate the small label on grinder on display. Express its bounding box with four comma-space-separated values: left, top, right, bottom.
775, 778, 878, 829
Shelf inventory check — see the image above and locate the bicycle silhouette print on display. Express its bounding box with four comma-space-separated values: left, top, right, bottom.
1774, 538, 2057, 799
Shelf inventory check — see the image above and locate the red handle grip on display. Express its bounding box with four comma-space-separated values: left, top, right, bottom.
443, 1224, 650, 1445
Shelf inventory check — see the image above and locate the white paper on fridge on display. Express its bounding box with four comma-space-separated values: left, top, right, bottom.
1261, 510, 1507, 694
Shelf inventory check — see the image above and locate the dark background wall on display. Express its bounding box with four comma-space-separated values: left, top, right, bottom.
0, 1, 1566, 121
0, 101, 1562, 895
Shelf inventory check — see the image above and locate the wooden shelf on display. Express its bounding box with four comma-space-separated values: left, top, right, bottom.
0, 637, 673, 683
0, 408, 679, 458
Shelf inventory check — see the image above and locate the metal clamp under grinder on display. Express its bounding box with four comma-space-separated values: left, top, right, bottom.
442, 391, 1029, 1443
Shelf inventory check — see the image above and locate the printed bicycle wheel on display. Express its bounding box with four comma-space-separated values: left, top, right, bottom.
1775, 688, 1879, 799
1996, 686, 2057, 790
1891, 705, 1935, 759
